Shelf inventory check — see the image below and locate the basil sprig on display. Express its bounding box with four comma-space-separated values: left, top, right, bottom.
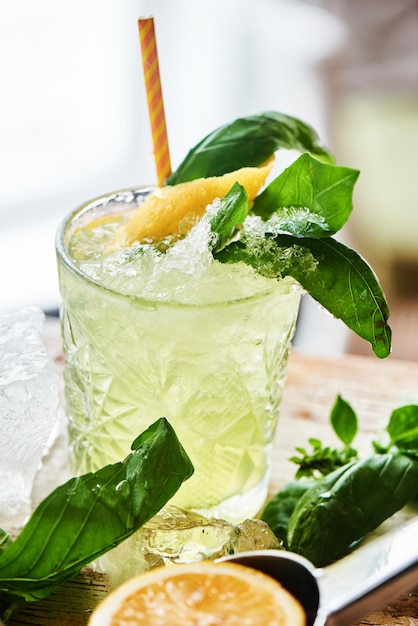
261, 398, 418, 567
167, 111, 391, 358
166, 111, 332, 185
0, 418, 193, 618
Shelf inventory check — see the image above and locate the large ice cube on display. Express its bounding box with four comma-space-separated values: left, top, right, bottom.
97, 505, 281, 590
0, 307, 59, 528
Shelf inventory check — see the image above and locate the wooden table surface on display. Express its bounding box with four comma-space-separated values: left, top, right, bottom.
6, 318, 418, 625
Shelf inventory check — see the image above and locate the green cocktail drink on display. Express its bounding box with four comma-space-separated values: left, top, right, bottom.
56, 110, 392, 525
56, 187, 301, 523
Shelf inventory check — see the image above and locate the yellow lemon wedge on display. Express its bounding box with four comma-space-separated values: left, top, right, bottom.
117, 159, 274, 245
87, 561, 306, 626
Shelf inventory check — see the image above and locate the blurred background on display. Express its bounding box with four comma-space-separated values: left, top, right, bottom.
1, 0, 417, 358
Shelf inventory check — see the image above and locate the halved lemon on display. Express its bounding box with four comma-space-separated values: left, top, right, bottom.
117, 159, 274, 245
88, 560, 305, 625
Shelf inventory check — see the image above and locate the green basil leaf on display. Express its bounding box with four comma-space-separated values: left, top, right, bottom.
207, 182, 249, 253
166, 111, 332, 185
0, 418, 193, 610
260, 481, 314, 547
387, 405, 418, 450
287, 453, 418, 567
215, 234, 391, 358
274, 236, 391, 358
252, 153, 359, 236
330, 395, 358, 446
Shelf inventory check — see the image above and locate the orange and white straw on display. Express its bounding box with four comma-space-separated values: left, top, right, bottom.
138, 17, 172, 187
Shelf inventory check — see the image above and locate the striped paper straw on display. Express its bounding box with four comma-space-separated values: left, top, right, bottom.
138, 17, 172, 186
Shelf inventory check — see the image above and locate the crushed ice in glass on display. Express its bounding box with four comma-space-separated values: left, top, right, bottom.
75, 198, 285, 305
0, 307, 59, 528
97, 505, 282, 590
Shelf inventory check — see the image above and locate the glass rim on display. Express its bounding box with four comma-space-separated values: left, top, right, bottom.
55, 186, 300, 309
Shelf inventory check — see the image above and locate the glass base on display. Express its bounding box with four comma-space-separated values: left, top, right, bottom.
189, 470, 271, 524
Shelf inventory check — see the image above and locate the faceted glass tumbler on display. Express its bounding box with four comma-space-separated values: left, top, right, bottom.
56, 188, 301, 523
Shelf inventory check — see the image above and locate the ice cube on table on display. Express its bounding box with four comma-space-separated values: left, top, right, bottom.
97, 505, 281, 590
0, 306, 59, 529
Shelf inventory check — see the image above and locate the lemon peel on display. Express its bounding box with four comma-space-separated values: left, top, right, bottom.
117, 159, 274, 246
